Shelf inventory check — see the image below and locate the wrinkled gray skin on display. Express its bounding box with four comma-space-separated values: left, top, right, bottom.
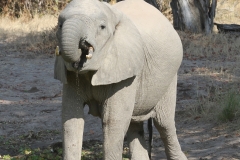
54, 0, 188, 159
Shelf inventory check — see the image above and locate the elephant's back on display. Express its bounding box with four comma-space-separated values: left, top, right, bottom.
113, 0, 176, 40
114, 0, 183, 115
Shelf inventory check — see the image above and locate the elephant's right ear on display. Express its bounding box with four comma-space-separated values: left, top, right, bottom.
54, 55, 68, 84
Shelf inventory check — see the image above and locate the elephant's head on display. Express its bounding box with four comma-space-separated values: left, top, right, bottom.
55, 0, 144, 85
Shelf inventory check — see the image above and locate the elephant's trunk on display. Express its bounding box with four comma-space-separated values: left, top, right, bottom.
61, 17, 95, 66
61, 18, 83, 63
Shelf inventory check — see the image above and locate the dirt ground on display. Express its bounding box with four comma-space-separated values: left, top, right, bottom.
0, 30, 240, 160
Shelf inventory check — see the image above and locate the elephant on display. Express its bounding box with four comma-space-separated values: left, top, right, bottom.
54, 0, 188, 159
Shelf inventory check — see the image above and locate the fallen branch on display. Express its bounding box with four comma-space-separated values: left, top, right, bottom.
214, 23, 240, 32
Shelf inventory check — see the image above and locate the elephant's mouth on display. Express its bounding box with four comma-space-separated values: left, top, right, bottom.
72, 40, 94, 69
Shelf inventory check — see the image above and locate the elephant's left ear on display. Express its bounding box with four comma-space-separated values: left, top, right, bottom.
91, 15, 145, 86
54, 55, 68, 84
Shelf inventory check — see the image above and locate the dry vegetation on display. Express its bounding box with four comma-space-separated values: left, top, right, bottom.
178, 30, 240, 126
0, 15, 58, 54
0, 0, 70, 19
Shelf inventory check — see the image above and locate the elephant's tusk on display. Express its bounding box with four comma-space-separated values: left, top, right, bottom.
86, 47, 93, 59
86, 53, 92, 59
55, 46, 60, 56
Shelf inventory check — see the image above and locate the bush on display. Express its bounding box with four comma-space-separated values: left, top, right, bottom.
219, 90, 240, 122
0, 0, 71, 19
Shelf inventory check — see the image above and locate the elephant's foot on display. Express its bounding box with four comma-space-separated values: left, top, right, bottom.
153, 118, 187, 160
127, 122, 149, 160
159, 131, 187, 160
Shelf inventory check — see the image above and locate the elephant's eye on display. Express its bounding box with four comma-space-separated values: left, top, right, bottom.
100, 25, 106, 30
59, 24, 63, 29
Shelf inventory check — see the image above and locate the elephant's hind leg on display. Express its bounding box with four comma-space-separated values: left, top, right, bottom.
153, 75, 187, 160
127, 122, 149, 160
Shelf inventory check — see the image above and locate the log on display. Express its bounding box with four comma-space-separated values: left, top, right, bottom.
214, 23, 240, 32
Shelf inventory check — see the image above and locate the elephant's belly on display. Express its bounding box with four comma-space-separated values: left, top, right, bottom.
132, 74, 176, 116
133, 86, 165, 116
132, 98, 158, 117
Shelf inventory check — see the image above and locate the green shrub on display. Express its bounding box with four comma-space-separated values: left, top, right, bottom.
3, 155, 11, 160
219, 90, 240, 122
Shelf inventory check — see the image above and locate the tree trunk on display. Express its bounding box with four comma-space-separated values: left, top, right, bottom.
171, 0, 217, 34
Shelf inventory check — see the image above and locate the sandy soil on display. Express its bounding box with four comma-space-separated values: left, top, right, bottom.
0, 35, 240, 160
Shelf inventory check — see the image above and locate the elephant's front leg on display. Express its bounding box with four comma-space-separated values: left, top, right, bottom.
102, 78, 137, 160
62, 84, 84, 160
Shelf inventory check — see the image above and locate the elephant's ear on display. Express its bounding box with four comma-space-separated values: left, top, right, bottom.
54, 55, 68, 84
91, 14, 145, 86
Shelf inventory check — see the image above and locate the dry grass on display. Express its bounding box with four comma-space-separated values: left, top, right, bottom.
178, 31, 240, 130
0, 15, 58, 54
179, 31, 240, 60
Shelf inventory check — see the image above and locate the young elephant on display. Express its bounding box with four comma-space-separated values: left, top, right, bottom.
54, 0, 188, 159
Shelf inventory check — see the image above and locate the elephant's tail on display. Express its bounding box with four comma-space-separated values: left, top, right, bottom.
147, 118, 153, 160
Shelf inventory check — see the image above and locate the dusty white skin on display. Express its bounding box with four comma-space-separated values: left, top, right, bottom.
54, 0, 187, 159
